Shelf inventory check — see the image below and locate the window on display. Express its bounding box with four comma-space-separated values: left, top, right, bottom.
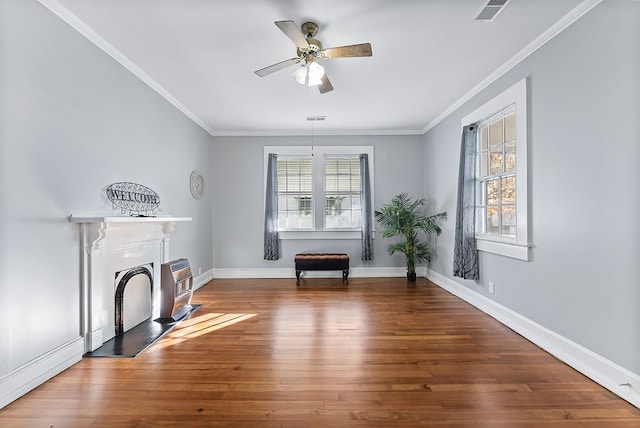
477, 106, 516, 239
276, 157, 313, 229
462, 78, 529, 260
324, 156, 362, 229
265, 146, 374, 239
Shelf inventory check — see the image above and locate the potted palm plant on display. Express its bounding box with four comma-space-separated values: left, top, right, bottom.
375, 193, 447, 282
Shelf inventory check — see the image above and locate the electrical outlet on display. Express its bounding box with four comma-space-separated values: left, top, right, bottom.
488, 281, 495, 294
198, 267, 202, 275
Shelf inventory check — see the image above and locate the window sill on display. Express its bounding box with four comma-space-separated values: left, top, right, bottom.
477, 238, 530, 261
279, 230, 374, 240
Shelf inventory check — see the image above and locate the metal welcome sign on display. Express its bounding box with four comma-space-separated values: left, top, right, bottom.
106, 182, 161, 216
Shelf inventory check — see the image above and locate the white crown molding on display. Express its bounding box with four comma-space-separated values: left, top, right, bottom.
0, 337, 84, 409
37, 0, 217, 136
422, 0, 604, 134
37, 0, 423, 138
425, 268, 640, 409
209, 129, 425, 137
38, 0, 603, 138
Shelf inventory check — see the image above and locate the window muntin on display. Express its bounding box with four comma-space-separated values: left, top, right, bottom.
477, 107, 516, 240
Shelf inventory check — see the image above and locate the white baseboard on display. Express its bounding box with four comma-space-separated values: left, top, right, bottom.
212, 266, 416, 279
6, 269, 635, 412
425, 268, 640, 409
0, 268, 215, 410
0, 337, 84, 409
193, 268, 214, 291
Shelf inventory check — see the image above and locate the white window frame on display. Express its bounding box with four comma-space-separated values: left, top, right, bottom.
264, 145, 374, 240
461, 78, 530, 261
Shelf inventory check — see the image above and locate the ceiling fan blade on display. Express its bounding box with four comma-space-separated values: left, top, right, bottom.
274, 20, 309, 50
318, 74, 333, 94
255, 57, 301, 77
322, 43, 372, 59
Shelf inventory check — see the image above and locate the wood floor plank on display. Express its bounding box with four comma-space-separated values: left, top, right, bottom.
1, 277, 639, 427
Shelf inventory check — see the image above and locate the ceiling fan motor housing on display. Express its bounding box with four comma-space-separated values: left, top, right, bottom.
297, 37, 322, 63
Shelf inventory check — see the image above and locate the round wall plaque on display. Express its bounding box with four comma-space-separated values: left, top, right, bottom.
189, 170, 205, 199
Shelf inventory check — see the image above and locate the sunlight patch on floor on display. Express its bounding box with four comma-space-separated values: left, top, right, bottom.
151, 312, 257, 349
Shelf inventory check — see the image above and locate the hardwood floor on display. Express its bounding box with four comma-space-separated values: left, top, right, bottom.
2, 278, 639, 427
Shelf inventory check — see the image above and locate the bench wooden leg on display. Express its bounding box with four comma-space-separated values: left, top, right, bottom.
343, 270, 349, 284
296, 270, 301, 286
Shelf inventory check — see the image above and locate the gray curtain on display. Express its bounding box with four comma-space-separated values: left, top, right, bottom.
360, 153, 373, 261
453, 125, 480, 279
263, 153, 279, 260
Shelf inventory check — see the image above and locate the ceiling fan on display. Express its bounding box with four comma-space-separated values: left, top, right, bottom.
255, 20, 372, 94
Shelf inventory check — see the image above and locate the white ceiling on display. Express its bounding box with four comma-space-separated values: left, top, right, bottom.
41, 0, 593, 136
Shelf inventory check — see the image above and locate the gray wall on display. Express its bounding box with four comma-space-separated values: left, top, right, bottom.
423, 1, 640, 373
4, 0, 638, 408
0, 0, 213, 378
211, 135, 427, 271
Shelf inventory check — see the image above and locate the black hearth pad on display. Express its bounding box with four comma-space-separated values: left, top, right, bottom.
84, 304, 200, 358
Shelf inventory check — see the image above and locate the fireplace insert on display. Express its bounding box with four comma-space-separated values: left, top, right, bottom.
159, 258, 193, 322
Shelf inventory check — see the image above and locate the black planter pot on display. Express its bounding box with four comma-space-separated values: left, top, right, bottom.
406, 272, 417, 282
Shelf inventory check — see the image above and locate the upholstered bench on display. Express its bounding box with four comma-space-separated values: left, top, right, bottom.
294, 253, 350, 286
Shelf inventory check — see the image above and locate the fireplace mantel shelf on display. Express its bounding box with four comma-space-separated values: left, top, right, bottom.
69, 215, 192, 223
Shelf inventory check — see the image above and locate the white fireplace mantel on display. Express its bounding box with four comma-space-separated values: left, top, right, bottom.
69, 215, 192, 352
70, 214, 192, 253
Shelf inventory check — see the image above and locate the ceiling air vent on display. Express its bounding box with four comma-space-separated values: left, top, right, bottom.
306, 116, 326, 122
474, 0, 511, 22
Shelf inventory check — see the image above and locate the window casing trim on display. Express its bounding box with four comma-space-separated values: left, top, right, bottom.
264, 145, 375, 239
461, 78, 530, 261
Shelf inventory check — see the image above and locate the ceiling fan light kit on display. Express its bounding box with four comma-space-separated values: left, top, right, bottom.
293, 61, 325, 86
255, 20, 372, 94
